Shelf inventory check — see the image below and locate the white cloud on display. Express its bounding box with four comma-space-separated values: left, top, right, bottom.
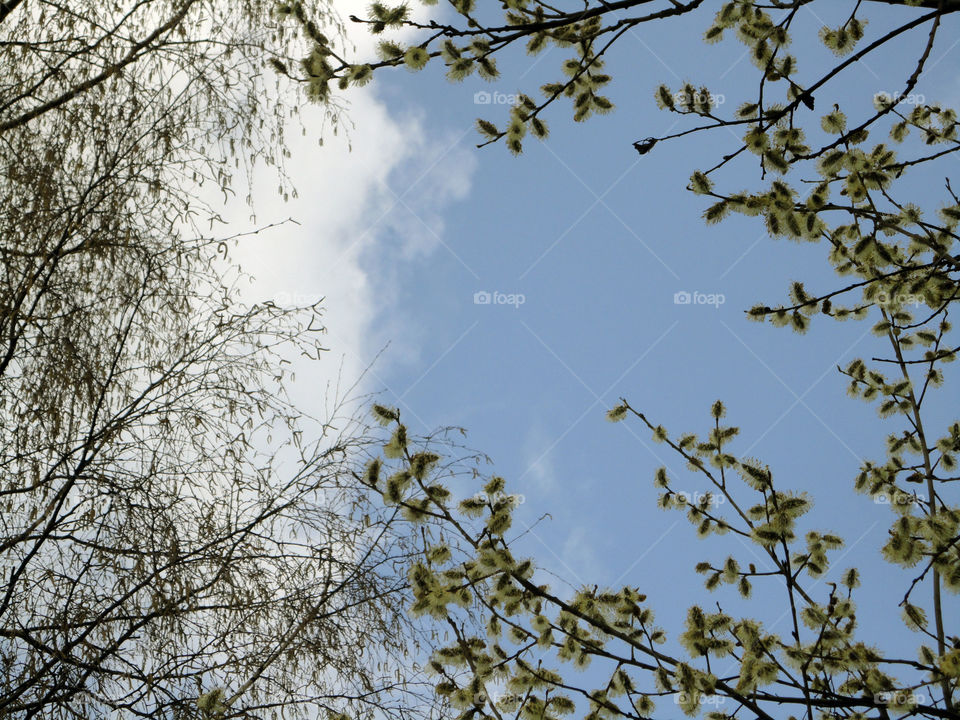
224, 2, 476, 412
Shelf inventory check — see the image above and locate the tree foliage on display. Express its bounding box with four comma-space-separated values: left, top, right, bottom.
296, 1, 960, 719
0, 1, 448, 718
364, 384, 959, 719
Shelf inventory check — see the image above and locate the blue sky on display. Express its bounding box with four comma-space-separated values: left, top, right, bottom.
236, 0, 960, 705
